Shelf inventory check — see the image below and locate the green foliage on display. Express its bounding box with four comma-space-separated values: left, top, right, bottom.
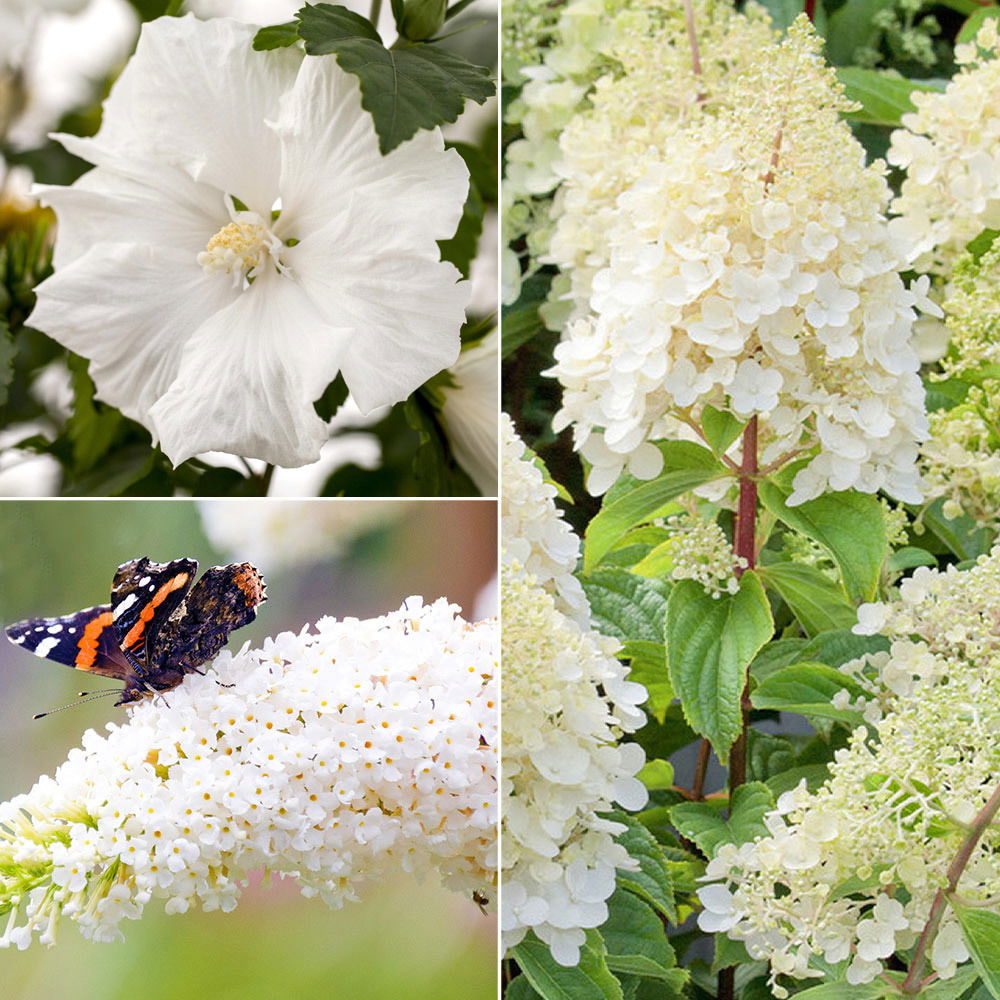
757, 562, 857, 636
610, 812, 679, 923
512, 931, 623, 1000
953, 902, 1000, 999
670, 783, 775, 858
666, 572, 773, 762
758, 484, 886, 603
602, 890, 686, 988
750, 662, 868, 725
289, 4, 494, 154
579, 570, 671, 643
583, 443, 726, 571
837, 68, 945, 125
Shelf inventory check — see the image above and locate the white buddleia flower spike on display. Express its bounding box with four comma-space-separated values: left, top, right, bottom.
28, 16, 470, 468
0, 599, 497, 948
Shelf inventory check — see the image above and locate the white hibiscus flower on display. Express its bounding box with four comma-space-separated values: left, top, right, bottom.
29, 15, 471, 468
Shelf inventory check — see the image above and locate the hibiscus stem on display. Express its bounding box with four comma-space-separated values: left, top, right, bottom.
901, 780, 1000, 993
369, 0, 383, 27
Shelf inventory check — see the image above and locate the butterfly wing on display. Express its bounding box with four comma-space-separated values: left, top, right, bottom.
111, 556, 197, 674
6, 605, 134, 681
149, 563, 266, 673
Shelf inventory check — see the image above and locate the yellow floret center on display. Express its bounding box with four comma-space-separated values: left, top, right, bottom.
198, 221, 273, 281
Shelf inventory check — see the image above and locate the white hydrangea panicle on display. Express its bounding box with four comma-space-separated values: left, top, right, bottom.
887, 21, 1000, 277
501, 413, 589, 625
0, 599, 497, 948
501, 565, 647, 966
546, 17, 929, 503
701, 548, 1000, 995
502, 0, 774, 303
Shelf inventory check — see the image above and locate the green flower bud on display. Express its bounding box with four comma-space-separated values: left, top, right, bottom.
400, 0, 447, 41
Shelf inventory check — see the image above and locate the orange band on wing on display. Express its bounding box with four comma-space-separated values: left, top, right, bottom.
77, 611, 114, 669
122, 572, 190, 649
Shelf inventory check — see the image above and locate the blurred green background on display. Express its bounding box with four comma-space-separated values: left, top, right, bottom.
0, 498, 498, 1000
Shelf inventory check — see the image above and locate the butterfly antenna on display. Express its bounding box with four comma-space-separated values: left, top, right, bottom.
33, 689, 120, 720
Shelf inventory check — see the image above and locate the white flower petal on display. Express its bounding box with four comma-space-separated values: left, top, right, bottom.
148, 270, 349, 466
29, 244, 236, 421
71, 15, 300, 212
272, 53, 469, 243
290, 212, 468, 413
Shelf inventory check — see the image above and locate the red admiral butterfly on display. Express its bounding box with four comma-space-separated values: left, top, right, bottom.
5, 557, 266, 711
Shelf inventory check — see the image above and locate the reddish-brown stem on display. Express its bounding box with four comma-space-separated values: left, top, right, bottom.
692, 738, 712, 800
804, 0, 816, 22
718, 418, 760, 1000
901, 781, 1000, 993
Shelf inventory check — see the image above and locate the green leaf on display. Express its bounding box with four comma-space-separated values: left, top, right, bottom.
602, 889, 686, 987
620, 641, 672, 721
798, 628, 889, 668
750, 638, 809, 681
765, 763, 834, 797
751, 662, 867, 724
506, 976, 543, 1000
62, 446, 156, 497
888, 546, 938, 573
580, 570, 671, 643
670, 782, 775, 857
313, 374, 349, 421
958, 7, 1000, 44
757, 563, 856, 637
611, 811, 678, 923
438, 145, 485, 278
298, 4, 494, 154
838, 68, 945, 126
502, 271, 551, 357
666, 572, 773, 762
65, 356, 124, 475
966, 227, 1000, 262
636, 759, 675, 791
824, 0, 893, 65
953, 902, 1000, 999
252, 21, 301, 49
920, 498, 993, 562
585, 443, 726, 572
755, 0, 807, 30
922, 966, 983, 1000
758, 484, 886, 604
791, 982, 890, 999
512, 930, 623, 1000
700, 405, 745, 457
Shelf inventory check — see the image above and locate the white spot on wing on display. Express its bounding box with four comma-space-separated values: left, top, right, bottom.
10, 634, 26, 644
47, 624, 63, 634
138, 576, 151, 587
113, 593, 138, 621
34, 636, 60, 658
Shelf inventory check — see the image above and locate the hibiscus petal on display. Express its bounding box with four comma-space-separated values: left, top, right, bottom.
66, 15, 301, 214
148, 271, 350, 467
37, 165, 224, 271
271, 53, 469, 244
29, 243, 236, 422
289, 206, 469, 413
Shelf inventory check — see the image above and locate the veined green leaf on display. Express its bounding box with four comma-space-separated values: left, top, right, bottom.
758, 484, 886, 603
666, 572, 773, 762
